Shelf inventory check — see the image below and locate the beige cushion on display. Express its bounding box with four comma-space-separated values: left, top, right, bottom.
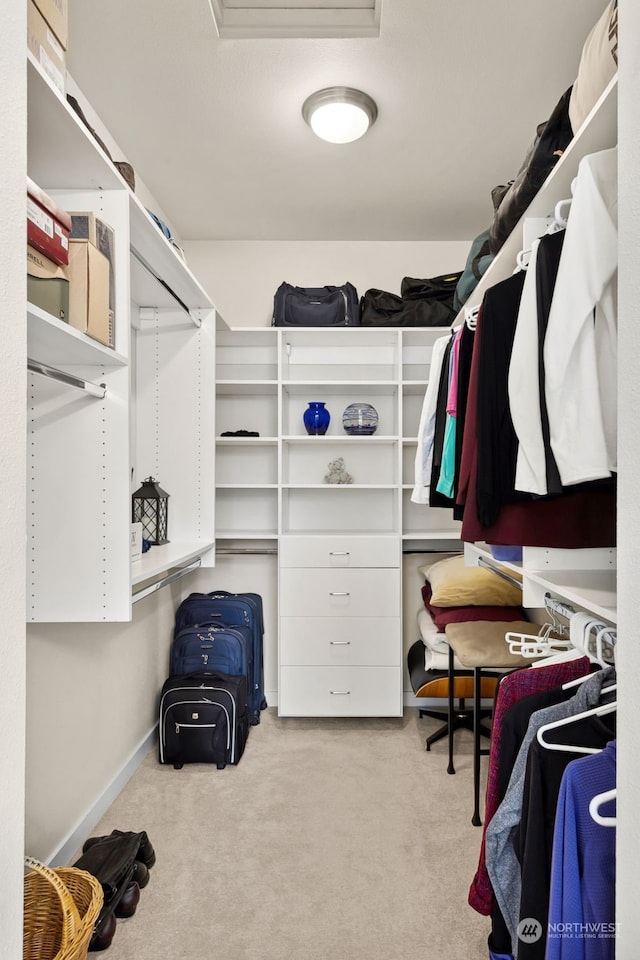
569, 0, 618, 134
420, 554, 522, 608
445, 620, 539, 668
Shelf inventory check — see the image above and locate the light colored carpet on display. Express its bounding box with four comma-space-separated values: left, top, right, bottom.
86, 708, 491, 960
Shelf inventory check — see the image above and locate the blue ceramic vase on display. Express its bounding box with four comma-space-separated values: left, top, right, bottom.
303, 402, 330, 436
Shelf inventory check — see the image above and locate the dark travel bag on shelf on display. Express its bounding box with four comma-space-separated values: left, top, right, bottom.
272, 281, 360, 326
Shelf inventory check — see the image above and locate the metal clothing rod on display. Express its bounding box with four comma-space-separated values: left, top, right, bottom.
132, 558, 201, 604
130, 246, 195, 323
477, 556, 523, 590
28, 358, 106, 399
217, 547, 278, 556
544, 594, 577, 622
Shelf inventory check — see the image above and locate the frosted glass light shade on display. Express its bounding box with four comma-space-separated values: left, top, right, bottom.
302, 87, 377, 144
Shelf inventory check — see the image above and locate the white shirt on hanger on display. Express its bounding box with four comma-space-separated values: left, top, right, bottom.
543, 147, 618, 486
508, 238, 549, 495
411, 334, 450, 504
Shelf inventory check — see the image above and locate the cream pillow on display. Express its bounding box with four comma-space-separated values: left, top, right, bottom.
420, 554, 522, 607
569, 0, 618, 134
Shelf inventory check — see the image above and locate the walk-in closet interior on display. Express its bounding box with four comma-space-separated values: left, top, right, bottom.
2, 1, 639, 957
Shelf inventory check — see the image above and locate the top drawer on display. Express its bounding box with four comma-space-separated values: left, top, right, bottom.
280, 535, 399, 569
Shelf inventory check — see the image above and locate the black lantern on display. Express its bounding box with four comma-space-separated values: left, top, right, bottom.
132, 477, 170, 545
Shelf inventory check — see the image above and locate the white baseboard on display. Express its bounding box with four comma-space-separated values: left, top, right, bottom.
46, 725, 158, 867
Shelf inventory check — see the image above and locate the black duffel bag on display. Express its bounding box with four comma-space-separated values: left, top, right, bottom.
360, 271, 462, 327
488, 86, 574, 255
272, 282, 360, 326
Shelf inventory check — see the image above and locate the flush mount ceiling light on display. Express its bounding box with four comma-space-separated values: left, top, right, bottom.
302, 87, 378, 144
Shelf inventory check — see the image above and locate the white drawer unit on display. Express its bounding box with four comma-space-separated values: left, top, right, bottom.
279, 535, 400, 569
279, 666, 403, 717
278, 532, 402, 716
279, 567, 400, 619
279, 617, 399, 666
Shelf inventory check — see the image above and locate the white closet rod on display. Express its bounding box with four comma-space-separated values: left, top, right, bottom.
130, 246, 196, 324
544, 593, 577, 622
28, 358, 106, 399
476, 555, 522, 590
132, 558, 201, 603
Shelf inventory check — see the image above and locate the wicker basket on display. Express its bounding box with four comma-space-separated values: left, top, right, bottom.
24, 857, 103, 960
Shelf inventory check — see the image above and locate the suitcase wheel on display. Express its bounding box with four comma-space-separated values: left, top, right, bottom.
173, 763, 184, 770
216, 762, 226, 770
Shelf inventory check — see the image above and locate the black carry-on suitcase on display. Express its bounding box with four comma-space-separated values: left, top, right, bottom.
159, 672, 249, 769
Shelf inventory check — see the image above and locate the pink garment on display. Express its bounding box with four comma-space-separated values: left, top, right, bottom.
446, 324, 463, 417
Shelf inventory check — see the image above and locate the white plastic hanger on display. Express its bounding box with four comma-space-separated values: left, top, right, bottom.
589, 788, 617, 826
554, 197, 572, 227
464, 304, 479, 329
536, 699, 616, 754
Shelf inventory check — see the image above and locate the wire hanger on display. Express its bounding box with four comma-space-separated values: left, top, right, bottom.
589, 788, 617, 826
536, 699, 616, 754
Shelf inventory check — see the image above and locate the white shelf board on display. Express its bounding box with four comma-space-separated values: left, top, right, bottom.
27, 303, 127, 368
28, 55, 123, 190
216, 381, 278, 396
216, 530, 278, 539
130, 540, 214, 586
281, 483, 396, 490
402, 531, 462, 540
524, 568, 617, 623
129, 196, 215, 314
216, 483, 278, 489
216, 437, 278, 444
282, 435, 398, 442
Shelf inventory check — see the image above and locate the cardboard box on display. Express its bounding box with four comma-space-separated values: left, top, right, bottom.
32, 0, 68, 50
69, 213, 116, 325
68, 239, 113, 348
27, 244, 70, 321
27, 0, 66, 95
27, 178, 72, 266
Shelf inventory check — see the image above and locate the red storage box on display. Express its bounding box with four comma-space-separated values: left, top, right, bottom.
27, 177, 72, 266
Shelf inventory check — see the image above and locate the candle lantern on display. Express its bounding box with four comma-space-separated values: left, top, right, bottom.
132, 477, 170, 545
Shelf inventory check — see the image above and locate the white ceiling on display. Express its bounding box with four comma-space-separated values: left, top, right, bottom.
66, 0, 606, 243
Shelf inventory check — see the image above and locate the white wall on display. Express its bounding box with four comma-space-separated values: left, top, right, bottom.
183, 240, 471, 327
614, 2, 639, 954
1, 1, 27, 954
25, 580, 198, 863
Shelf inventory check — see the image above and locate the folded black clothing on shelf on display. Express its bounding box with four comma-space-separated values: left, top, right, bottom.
221, 429, 260, 437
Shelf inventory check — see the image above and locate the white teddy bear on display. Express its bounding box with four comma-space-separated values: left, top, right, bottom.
324, 457, 353, 484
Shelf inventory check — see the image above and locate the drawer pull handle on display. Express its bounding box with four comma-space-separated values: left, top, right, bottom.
330, 640, 351, 645
330, 690, 351, 695
329, 551, 350, 556
329, 592, 350, 597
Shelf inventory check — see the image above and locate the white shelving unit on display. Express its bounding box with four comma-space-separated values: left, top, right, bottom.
215, 323, 462, 716
27, 54, 217, 622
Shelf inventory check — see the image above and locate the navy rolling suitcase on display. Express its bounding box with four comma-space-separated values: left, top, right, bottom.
159, 672, 249, 769
174, 591, 266, 723
170, 623, 252, 685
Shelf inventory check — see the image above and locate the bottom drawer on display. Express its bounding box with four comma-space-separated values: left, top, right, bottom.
278, 665, 402, 717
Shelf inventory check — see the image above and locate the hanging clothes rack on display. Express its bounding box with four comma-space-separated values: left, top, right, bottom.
130, 246, 196, 325
476, 555, 522, 590
28, 358, 106, 399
